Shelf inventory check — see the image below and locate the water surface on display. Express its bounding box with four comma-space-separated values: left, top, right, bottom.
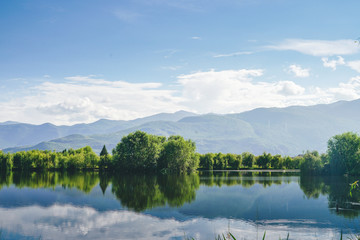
0, 171, 359, 240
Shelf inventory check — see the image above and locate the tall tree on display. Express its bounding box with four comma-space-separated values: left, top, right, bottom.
112, 131, 165, 171
100, 145, 108, 157
256, 152, 272, 169
242, 152, 255, 168
99, 145, 110, 170
158, 135, 198, 172
328, 132, 360, 175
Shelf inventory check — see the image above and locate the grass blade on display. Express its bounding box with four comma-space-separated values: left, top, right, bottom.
228, 232, 237, 240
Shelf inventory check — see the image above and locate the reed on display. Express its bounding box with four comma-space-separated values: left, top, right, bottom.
184, 231, 352, 240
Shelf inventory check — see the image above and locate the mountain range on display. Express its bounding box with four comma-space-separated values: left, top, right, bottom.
2, 99, 360, 156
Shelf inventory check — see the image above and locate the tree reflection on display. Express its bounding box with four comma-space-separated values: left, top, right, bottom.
111, 174, 165, 211
0, 170, 11, 190
198, 171, 288, 188
10, 171, 99, 193
111, 173, 200, 211
158, 174, 199, 207
99, 171, 110, 195
2, 170, 360, 217
299, 175, 360, 218
326, 176, 360, 218
299, 175, 329, 199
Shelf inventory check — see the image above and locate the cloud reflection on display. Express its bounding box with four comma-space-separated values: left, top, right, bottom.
0, 204, 344, 240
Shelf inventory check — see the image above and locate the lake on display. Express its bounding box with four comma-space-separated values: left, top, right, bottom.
0, 171, 360, 240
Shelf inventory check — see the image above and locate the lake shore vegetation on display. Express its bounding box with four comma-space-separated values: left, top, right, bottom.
1, 131, 360, 175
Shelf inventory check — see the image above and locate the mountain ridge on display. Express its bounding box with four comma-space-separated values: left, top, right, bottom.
0, 110, 196, 149
2, 100, 360, 155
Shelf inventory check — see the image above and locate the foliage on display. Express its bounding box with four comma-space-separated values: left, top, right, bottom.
199, 153, 214, 170
270, 154, 283, 169
3, 131, 360, 175
0, 151, 12, 171
158, 136, 198, 172
1, 147, 99, 171
100, 145, 108, 156
98, 145, 111, 170
242, 152, 255, 168
256, 152, 272, 169
300, 151, 323, 175
327, 132, 360, 175
226, 153, 241, 170
112, 131, 165, 171
213, 153, 226, 170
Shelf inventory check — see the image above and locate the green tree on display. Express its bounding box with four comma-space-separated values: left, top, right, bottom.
242, 152, 255, 168
213, 153, 226, 170
270, 154, 283, 169
328, 132, 360, 175
78, 146, 100, 169
0, 151, 12, 171
158, 135, 198, 172
226, 153, 241, 170
99, 145, 111, 170
199, 153, 214, 170
112, 131, 165, 171
57, 154, 68, 170
291, 155, 303, 169
100, 145, 108, 157
282, 156, 293, 169
256, 152, 272, 169
300, 151, 322, 175
67, 153, 85, 170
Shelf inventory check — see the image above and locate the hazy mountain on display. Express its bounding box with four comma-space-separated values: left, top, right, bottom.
0, 121, 19, 125
0, 111, 196, 149
3, 99, 360, 155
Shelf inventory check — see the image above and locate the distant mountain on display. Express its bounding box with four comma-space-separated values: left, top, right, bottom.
5, 134, 106, 154
0, 111, 196, 149
0, 121, 19, 125
3, 100, 360, 156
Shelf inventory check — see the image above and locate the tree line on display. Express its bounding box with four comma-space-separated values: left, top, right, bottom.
1, 130, 360, 175
0, 131, 199, 173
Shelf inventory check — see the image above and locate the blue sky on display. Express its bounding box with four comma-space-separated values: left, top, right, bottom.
1, 0, 360, 124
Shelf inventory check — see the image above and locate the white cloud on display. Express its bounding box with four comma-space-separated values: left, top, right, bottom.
177, 69, 308, 113
269, 39, 359, 56
287, 64, 310, 78
0, 76, 183, 125
2, 70, 360, 125
191, 36, 201, 40
327, 76, 360, 100
321, 56, 345, 70
177, 69, 360, 114
276, 81, 305, 95
213, 51, 252, 58
347, 60, 360, 73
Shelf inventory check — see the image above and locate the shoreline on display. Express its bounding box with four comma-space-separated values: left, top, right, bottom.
200, 169, 300, 173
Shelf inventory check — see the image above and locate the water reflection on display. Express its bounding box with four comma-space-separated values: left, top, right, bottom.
199, 171, 295, 188
300, 175, 360, 218
0, 171, 100, 193
1, 171, 360, 239
2, 171, 360, 215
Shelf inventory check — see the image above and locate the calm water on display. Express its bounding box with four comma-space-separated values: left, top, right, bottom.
0, 171, 360, 240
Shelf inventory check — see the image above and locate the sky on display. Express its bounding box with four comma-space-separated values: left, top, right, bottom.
1, 0, 360, 125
